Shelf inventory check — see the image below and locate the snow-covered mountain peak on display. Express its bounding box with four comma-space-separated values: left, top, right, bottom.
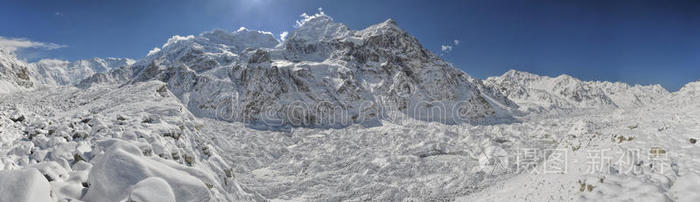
384, 18, 397, 25
499, 69, 543, 82
162, 35, 195, 48
353, 18, 407, 40
552, 74, 576, 83
138, 28, 278, 68
286, 12, 350, 46
676, 80, 700, 97
295, 9, 335, 27
101, 57, 135, 67
365, 18, 400, 31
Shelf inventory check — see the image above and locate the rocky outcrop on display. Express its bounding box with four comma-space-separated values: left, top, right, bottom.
0, 49, 34, 93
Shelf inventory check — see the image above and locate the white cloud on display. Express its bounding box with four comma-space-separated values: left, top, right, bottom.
0, 36, 67, 52
441, 45, 453, 52
55, 12, 64, 16
279, 31, 288, 41
258, 30, 273, 36
237, 27, 248, 32
440, 39, 460, 55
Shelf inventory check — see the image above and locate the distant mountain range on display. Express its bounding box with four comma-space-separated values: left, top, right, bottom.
484, 69, 669, 112
32, 57, 134, 85
0, 48, 133, 93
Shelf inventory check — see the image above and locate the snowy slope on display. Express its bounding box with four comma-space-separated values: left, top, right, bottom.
484, 70, 669, 112
82, 13, 516, 127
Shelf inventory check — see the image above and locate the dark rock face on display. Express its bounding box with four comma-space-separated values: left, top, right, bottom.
13, 65, 34, 88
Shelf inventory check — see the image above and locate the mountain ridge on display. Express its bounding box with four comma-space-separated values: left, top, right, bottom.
33, 57, 134, 85
484, 69, 669, 112
0, 48, 133, 90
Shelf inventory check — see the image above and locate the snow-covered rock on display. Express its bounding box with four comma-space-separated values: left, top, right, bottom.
84, 139, 211, 202
128, 177, 177, 202
0, 168, 53, 202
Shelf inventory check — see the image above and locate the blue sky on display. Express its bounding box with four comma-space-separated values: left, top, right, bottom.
1, 0, 698, 91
